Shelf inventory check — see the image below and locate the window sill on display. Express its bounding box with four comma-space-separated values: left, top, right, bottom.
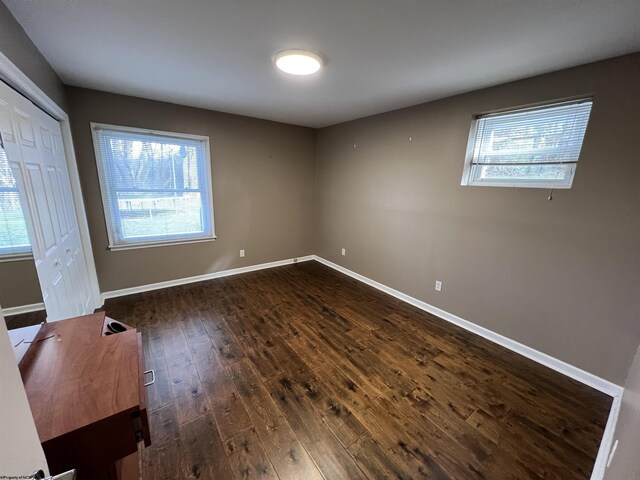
107, 236, 217, 251
0, 252, 34, 263
464, 182, 573, 189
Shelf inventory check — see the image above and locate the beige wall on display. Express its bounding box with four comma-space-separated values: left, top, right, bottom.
66, 87, 316, 293
0, 2, 66, 309
0, 2, 66, 109
0, 261, 41, 309
315, 53, 640, 385
605, 342, 640, 478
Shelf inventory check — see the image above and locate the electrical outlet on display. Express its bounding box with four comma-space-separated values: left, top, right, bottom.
341, 248, 346, 256
240, 249, 245, 258
435, 280, 442, 292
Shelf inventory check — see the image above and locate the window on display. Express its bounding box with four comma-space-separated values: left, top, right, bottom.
91, 124, 215, 249
0, 144, 31, 258
461, 98, 593, 188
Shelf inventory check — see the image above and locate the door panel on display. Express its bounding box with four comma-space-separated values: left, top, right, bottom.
40, 125, 53, 153
47, 166, 68, 239
15, 109, 36, 148
55, 168, 72, 236
0, 100, 16, 142
25, 164, 57, 252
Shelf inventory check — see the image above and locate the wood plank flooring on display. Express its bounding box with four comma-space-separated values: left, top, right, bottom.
103, 260, 612, 480
4, 308, 46, 330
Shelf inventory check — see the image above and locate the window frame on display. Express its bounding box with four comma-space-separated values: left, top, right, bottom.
0, 140, 32, 261
461, 98, 593, 189
0, 185, 32, 260
0, 183, 32, 259
90, 123, 216, 251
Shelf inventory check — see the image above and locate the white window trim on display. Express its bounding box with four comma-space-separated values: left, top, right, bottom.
90, 123, 216, 251
107, 237, 216, 252
461, 98, 592, 189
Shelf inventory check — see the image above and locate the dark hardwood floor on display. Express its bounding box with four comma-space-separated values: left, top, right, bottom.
102, 260, 612, 480
4, 308, 46, 330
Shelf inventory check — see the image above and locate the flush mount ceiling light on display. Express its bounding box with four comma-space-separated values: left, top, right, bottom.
275, 49, 323, 76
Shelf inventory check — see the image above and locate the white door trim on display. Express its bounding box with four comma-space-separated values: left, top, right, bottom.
0, 51, 101, 311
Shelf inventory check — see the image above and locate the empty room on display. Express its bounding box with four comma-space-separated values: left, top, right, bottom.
1, 1, 639, 479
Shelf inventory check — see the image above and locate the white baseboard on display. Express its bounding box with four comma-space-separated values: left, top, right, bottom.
100, 255, 315, 303
590, 392, 622, 480
312, 255, 622, 397
2, 302, 45, 316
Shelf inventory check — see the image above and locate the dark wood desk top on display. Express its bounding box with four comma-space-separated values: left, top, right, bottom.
18, 312, 140, 443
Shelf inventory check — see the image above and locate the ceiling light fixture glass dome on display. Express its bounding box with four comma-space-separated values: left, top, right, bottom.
275, 49, 323, 75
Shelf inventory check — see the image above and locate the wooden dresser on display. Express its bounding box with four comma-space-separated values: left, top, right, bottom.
15, 312, 151, 480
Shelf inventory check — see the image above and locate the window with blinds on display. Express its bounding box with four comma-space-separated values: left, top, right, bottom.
91, 124, 215, 249
461, 99, 593, 188
0, 144, 31, 257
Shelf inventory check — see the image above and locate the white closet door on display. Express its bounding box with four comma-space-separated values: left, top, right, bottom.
0, 82, 92, 320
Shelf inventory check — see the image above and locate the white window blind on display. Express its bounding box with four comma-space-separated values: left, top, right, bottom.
0, 144, 31, 257
462, 99, 593, 188
92, 124, 215, 249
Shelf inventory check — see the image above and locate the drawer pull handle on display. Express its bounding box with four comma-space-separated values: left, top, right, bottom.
143, 369, 155, 386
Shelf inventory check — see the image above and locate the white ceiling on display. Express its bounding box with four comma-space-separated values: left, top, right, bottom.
5, 0, 640, 128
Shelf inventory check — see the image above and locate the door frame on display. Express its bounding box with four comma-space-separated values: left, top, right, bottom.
0, 51, 101, 312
